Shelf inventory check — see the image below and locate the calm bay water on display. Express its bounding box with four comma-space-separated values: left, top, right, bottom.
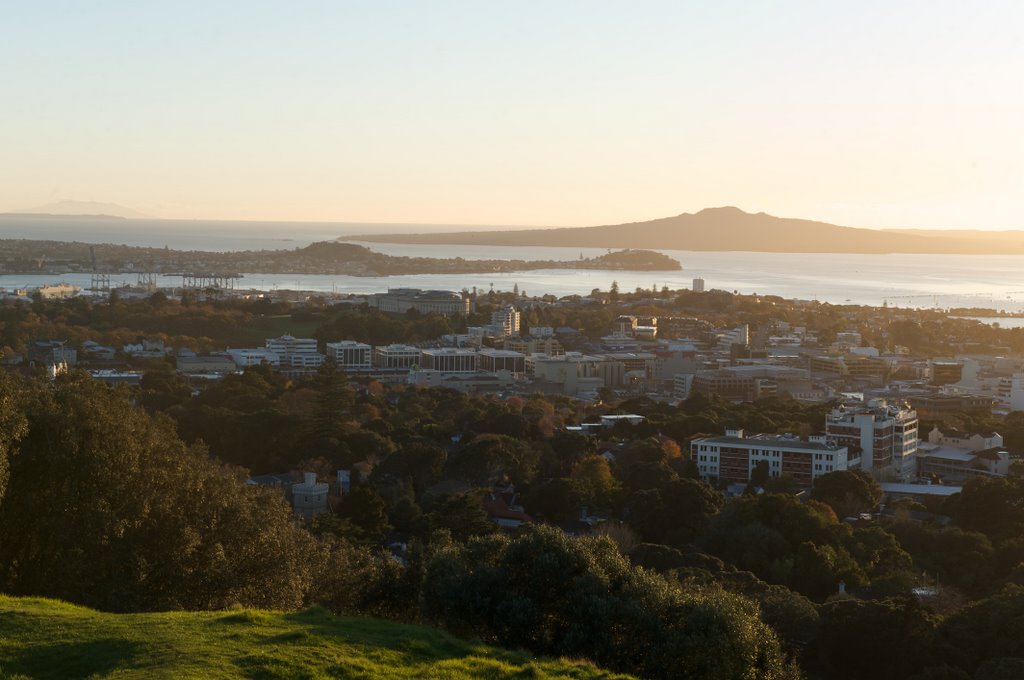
2, 217, 1024, 313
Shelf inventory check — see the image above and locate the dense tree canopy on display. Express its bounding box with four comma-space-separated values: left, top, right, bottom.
0, 372, 316, 612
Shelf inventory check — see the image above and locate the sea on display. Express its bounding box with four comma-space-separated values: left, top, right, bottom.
3, 216, 1024, 316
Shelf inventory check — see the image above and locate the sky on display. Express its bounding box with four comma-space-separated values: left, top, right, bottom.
1, 1, 1022, 229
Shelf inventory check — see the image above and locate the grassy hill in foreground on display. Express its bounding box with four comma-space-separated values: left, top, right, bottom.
0, 596, 633, 680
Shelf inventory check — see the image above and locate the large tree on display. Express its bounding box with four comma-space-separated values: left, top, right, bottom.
811, 469, 882, 518
0, 372, 316, 612
0, 373, 28, 503
422, 525, 796, 680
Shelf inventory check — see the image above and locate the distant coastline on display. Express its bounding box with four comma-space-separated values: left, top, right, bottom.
0, 239, 680, 277
353, 206, 1024, 255
0, 213, 127, 220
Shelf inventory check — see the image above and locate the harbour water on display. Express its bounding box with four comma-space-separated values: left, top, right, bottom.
2, 217, 1024, 313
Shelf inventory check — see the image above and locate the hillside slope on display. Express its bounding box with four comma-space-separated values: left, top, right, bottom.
355, 206, 1024, 254
0, 596, 632, 679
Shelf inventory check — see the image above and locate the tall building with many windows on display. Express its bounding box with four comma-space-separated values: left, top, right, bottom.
825, 400, 918, 479
491, 306, 521, 336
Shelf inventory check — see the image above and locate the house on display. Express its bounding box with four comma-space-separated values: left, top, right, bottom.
483, 489, 534, 528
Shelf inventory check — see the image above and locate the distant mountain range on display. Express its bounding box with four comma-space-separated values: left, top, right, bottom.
355, 207, 1024, 255
4, 200, 152, 220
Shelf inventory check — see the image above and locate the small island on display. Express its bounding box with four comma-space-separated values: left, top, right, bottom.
0, 239, 680, 276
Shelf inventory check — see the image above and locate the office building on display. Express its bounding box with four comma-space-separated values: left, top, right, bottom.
326, 341, 372, 372
690, 428, 849, 487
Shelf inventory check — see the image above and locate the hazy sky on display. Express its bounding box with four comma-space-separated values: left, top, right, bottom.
2, 1, 1022, 229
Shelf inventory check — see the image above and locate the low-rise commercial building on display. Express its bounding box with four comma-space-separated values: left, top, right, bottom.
227, 348, 280, 369
374, 344, 421, 369
326, 340, 372, 372
690, 428, 849, 487
176, 355, 237, 374
916, 441, 1011, 483
477, 349, 526, 374
420, 347, 478, 372
369, 288, 470, 316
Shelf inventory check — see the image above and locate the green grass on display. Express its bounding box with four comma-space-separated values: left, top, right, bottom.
0, 596, 633, 680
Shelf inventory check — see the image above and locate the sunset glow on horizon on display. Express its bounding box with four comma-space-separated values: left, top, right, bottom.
2, 1, 1022, 230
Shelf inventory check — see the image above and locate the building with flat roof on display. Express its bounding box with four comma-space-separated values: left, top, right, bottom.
369, 288, 470, 316
692, 369, 775, 402
503, 335, 563, 357
930, 360, 964, 386
527, 352, 610, 397
326, 340, 372, 372
265, 335, 324, 374
690, 428, 849, 487
374, 344, 421, 369
266, 335, 318, 356
292, 472, 329, 519
408, 368, 515, 393
825, 400, 918, 479
176, 355, 237, 374
227, 348, 280, 369
908, 393, 995, 419
477, 349, 526, 374
420, 347, 478, 372
491, 306, 521, 336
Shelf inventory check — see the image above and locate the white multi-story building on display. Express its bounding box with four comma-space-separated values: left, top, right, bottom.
491, 306, 521, 336
1009, 372, 1024, 411
292, 472, 329, 519
692, 277, 705, 293
374, 344, 421, 369
326, 341, 372, 372
265, 335, 324, 373
716, 325, 749, 351
927, 426, 1003, 452
673, 373, 694, 399
266, 335, 318, 356
690, 428, 849, 488
825, 399, 918, 479
227, 348, 280, 369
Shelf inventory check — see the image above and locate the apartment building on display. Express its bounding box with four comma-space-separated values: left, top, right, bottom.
491, 306, 521, 336
825, 400, 918, 479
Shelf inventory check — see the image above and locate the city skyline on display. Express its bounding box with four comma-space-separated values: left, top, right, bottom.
3, 2, 1022, 230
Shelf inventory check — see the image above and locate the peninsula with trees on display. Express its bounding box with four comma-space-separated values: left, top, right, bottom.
0, 239, 680, 276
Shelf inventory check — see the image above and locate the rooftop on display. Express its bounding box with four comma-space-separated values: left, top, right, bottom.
879, 483, 962, 497
697, 434, 845, 453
